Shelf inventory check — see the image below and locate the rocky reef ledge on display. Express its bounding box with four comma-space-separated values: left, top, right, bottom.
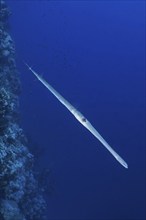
0, 1, 47, 219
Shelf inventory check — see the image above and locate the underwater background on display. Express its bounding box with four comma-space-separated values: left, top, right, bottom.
6, 1, 145, 220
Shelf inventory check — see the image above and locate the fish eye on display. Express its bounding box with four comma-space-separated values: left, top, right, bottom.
81, 117, 87, 122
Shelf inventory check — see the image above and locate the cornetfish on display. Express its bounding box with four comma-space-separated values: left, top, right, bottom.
25, 63, 128, 169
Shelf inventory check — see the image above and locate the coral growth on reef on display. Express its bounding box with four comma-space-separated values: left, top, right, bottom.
0, 1, 47, 219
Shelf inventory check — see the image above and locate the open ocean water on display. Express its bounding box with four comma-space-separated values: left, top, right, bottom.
7, 1, 145, 220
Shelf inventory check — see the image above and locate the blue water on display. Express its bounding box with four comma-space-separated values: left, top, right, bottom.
7, 1, 145, 220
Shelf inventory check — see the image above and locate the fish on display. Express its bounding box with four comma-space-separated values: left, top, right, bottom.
24, 62, 128, 169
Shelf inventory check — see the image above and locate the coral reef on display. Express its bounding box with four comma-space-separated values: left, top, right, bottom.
0, 1, 47, 219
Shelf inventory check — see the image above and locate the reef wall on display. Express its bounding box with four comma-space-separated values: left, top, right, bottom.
0, 1, 47, 219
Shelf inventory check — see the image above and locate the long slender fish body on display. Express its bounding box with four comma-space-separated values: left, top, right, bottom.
25, 63, 128, 169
